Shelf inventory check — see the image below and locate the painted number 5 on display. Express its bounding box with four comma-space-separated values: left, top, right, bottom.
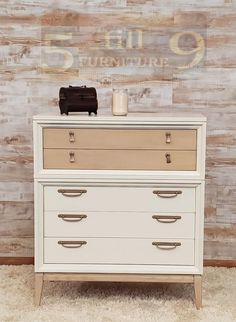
41, 33, 74, 72
169, 31, 205, 69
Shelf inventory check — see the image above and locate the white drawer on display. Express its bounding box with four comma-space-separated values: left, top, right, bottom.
44, 211, 195, 239
44, 238, 195, 265
44, 186, 196, 213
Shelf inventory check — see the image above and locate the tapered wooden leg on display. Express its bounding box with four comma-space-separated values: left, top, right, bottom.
194, 275, 202, 309
35, 273, 44, 306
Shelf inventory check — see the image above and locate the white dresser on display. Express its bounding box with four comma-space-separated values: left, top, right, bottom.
33, 113, 206, 308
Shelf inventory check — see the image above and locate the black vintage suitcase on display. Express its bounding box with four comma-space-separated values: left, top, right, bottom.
59, 85, 98, 115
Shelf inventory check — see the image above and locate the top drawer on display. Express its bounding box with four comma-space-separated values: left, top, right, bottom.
43, 128, 197, 150
44, 185, 196, 213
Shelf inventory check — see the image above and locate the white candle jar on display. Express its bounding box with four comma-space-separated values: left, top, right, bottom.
112, 89, 128, 116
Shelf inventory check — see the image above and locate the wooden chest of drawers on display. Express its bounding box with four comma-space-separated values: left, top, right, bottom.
33, 113, 206, 308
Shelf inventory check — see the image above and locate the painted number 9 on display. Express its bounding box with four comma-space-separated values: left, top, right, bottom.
169, 31, 205, 69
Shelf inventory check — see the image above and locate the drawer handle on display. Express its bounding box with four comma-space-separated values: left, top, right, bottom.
153, 190, 182, 198
165, 153, 171, 164
165, 132, 171, 144
69, 152, 75, 163
58, 214, 87, 222
152, 215, 181, 223
69, 131, 75, 143
58, 189, 87, 197
58, 241, 87, 248
152, 242, 181, 250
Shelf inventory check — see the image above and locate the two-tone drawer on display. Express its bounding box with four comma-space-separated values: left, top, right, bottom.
43, 149, 196, 171
43, 128, 197, 171
44, 238, 195, 265
43, 128, 197, 150
44, 186, 196, 212
44, 211, 195, 239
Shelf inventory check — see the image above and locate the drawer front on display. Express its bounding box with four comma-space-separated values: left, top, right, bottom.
44, 238, 194, 265
44, 211, 195, 239
44, 211, 195, 238
43, 149, 196, 171
44, 186, 196, 213
43, 128, 197, 150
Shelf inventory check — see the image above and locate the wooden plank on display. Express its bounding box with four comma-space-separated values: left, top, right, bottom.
217, 185, 236, 204
173, 73, 236, 107
0, 237, 34, 257
204, 259, 236, 267
194, 275, 202, 309
0, 182, 33, 201
1, 257, 235, 267
0, 256, 34, 265
0, 220, 33, 237
205, 223, 236, 240
0, 2, 235, 261
206, 165, 236, 186
0, 156, 33, 182
204, 240, 236, 260
35, 273, 44, 306
216, 204, 236, 224
43, 273, 194, 283
204, 184, 217, 223
0, 201, 33, 220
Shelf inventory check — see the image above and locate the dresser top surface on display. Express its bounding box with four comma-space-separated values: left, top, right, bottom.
33, 111, 206, 123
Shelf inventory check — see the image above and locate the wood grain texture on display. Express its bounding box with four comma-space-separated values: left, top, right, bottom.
1, 257, 235, 267
0, 237, 33, 256
0, 1, 235, 260
43, 148, 197, 170
0, 256, 34, 265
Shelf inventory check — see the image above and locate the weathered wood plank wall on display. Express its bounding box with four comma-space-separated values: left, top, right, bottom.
0, 0, 235, 259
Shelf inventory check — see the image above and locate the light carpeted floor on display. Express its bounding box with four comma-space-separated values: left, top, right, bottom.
0, 266, 236, 322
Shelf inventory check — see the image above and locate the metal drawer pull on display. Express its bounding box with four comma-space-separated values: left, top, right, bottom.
165, 153, 171, 164
58, 241, 87, 248
152, 242, 181, 250
69, 152, 75, 163
69, 131, 75, 143
153, 190, 182, 198
58, 189, 87, 197
165, 132, 171, 144
58, 214, 87, 222
152, 215, 181, 223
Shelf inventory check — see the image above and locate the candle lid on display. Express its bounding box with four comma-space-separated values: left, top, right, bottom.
113, 88, 128, 93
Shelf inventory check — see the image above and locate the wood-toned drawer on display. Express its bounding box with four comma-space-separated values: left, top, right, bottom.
44, 211, 195, 239
43, 128, 197, 150
44, 238, 195, 265
43, 149, 196, 171
44, 186, 196, 213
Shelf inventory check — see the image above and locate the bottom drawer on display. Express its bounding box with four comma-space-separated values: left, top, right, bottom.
44, 238, 194, 266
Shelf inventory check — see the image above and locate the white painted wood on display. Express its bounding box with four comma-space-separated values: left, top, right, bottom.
36, 169, 204, 181
33, 113, 206, 180
44, 238, 195, 266
44, 185, 196, 213
34, 181, 44, 273
44, 211, 195, 239
33, 112, 207, 123
194, 182, 205, 275
36, 262, 201, 275
33, 113, 206, 305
